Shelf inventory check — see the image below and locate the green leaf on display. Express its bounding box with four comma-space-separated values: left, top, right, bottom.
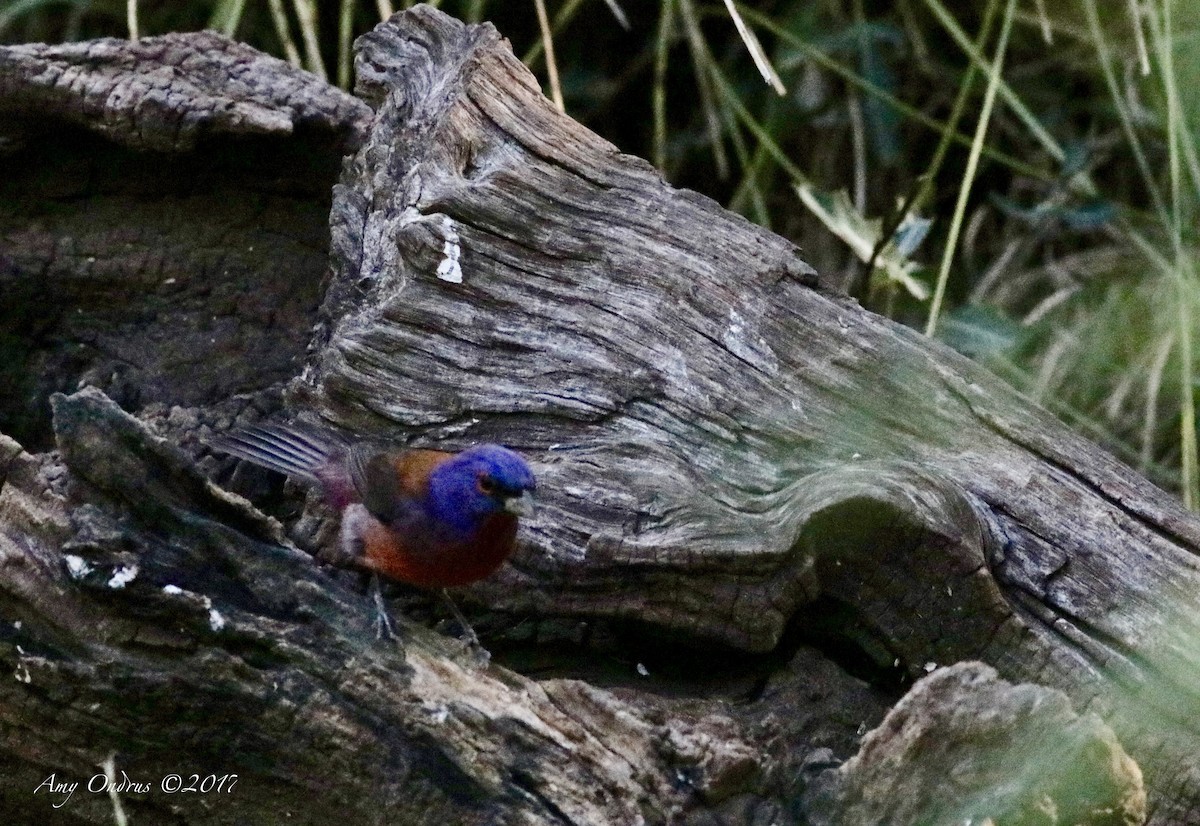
938, 304, 1022, 360
794, 183, 929, 300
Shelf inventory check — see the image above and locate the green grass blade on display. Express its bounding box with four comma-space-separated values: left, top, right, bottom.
522, 0, 585, 66
653, 0, 674, 171
533, 0, 565, 111
1082, 0, 1169, 229
267, 0, 303, 68
925, 0, 1017, 337
866, 0, 999, 289
678, 0, 730, 178
290, 0, 327, 80
601, 0, 629, 31
719, 0, 785, 95
734, 4, 1050, 182
338, 0, 353, 89
209, 0, 247, 37
920, 0, 1086, 189
1151, 0, 1200, 507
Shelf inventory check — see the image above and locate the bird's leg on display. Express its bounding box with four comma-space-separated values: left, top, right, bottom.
439, 589, 481, 649
370, 573, 397, 641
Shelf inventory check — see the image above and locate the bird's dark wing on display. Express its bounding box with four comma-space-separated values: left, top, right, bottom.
348, 446, 451, 527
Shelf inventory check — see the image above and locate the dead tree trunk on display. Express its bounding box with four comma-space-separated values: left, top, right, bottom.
0, 5, 1193, 824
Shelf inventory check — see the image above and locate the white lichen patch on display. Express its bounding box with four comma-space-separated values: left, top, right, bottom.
64, 555, 92, 580
162, 584, 184, 596
14, 644, 31, 684
436, 216, 463, 283
208, 608, 226, 632
106, 565, 139, 589
197, 594, 225, 632
423, 703, 450, 725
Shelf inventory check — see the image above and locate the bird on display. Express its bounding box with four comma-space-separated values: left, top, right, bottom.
207, 422, 536, 642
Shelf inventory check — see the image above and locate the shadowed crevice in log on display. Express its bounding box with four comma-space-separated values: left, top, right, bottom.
793, 461, 1011, 681
0, 126, 334, 451
787, 596, 912, 695
0, 30, 369, 453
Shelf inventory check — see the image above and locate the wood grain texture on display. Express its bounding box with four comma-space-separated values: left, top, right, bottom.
0, 22, 844, 824
294, 6, 1200, 820
0, 31, 370, 152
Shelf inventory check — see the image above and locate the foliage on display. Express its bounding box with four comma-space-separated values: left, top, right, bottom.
2, 0, 1197, 505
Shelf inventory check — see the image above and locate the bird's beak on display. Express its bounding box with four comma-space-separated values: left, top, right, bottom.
504, 491, 535, 517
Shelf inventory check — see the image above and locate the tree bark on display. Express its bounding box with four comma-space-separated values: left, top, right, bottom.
0, 31, 369, 453
0, 5, 1194, 824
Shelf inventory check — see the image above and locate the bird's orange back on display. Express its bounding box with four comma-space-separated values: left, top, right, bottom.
390, 449, 453, 498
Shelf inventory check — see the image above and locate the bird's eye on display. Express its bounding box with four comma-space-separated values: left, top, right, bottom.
477, 474, 496, 495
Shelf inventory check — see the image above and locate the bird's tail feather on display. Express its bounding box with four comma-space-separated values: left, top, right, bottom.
208, 424, 344, 484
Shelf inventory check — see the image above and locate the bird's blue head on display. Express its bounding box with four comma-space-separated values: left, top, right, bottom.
426, 445, 537, 537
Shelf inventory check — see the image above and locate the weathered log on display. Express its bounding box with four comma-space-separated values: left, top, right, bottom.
807, 662, 1145, 825
299, 6, 1200, 821
0, 4, 1195, 824
0, 31, 369, 152
0, 387, 762, 824
0, 18, 884, 825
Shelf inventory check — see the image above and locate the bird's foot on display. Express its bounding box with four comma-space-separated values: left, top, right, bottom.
439, 589, 480, 645
440, 589, 490, 667
370, 574, 398, 642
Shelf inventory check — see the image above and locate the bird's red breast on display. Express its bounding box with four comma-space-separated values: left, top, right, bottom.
361, 512, 519, 588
